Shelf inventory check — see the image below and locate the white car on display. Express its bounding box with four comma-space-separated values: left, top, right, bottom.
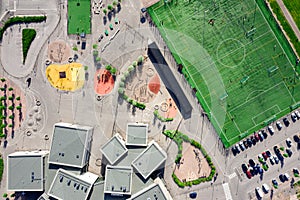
255, 187, 264, 198
268, 125, 275, 135
276, 121, 282, 130
284, 173, 290, 180
286, 138, 292, 147
262, 183, 270, 193
295, 110, 300, 119
269, 156, 275, 165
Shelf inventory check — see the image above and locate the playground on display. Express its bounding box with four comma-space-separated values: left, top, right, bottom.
174, 142, 211, 182
48, 40, 72, 63
148, 0, 300, 147
46, 63, 85, 91
68, 0, 91, 34
94, 69, 115, 95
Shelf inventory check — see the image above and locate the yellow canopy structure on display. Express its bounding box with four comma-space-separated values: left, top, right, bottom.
46, 63, 85, 91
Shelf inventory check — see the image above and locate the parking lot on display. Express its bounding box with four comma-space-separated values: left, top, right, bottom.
228, 111, 300, 199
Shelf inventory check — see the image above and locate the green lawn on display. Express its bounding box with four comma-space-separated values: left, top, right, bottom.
282, 0, 300, 29
68, 0, 91, 34
22, 29, 36, 64
148, 0, 300, 147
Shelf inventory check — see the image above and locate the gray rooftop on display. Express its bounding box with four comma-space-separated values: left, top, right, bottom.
126, 123, 148, 146
132, 141, 167, 180
48, 123, 93, 168
48, 169, 97, 200
101, 133, 128, 165
128, 183, 167, 200
7, 151, 48, 191
104, 165, 133, 195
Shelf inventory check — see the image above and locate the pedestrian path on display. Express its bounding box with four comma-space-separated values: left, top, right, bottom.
222, 183, 233, 200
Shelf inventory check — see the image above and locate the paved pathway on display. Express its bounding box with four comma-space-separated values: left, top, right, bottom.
276, 0, 300, 42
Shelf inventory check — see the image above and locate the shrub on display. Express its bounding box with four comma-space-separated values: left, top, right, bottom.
8, 87, 13, 91
16, 105, 22, 110
113, 0, 118, 6
137, 56, 144, 64
128, 65, 134, 72
96, 57, 101, 62
108, 4, 113, 10
16, 96, 20, 101
8, 106, 13, 110
8, 96, 13, 100
92, 44, 98, 49
118, 88, 124, 94
0, 158, 3, 181
172, 173, 184, 188
0, 78, 5, 82
10, 193, 15, 197
2, 193, 7, 198
111, 67, 117, 75
9, 115, 14, 119
119, 81, 125, 88
132, 61, 137, 67
135, 102, 146, 110
8, 124, 13, 128
103, 8, 107, 15
93, 50, 98, 56
22, 29, 36, 64
0, 96, 6, 101
0, 88, 4, 91
73, 46, 78, 51
105, 65, 112, 71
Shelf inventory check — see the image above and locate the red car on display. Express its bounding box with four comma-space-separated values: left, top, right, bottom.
254, 133, 260, 141
246, 170, 252, 179
262, 152, 268, 160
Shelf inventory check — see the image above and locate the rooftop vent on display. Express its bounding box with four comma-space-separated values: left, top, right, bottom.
59, 176, 63, 182
67, 180, 71, 186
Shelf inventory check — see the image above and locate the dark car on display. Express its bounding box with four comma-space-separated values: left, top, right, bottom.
273, 145, 280, 154
266, 150, 271, 157
98, 34, 104, 42
232, 146, 238, 155
247, 138, 252, 147
258, 131, 264, 141
293, 134, 300, 143
279, 174, 285, 182
141, 7, 147, 13
283, 117, 290, 127
251, 136, 257, 145
286, 148, 292, 157
249, 159, 255, 167
189, 192, 197, 199
243, 140, 249, 149
242, 163, 248, 173
262, 130, 268, 139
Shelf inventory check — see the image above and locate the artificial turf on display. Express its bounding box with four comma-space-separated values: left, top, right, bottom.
148, 0, 300, 147
68, 0, 91, 34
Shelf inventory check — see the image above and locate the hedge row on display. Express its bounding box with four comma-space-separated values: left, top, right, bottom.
163, 130, 216, 187
153, 110, 173, 122
118, 55, 146, 110
0, 16, 46, 41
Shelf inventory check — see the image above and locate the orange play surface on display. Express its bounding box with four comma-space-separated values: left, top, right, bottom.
165, 98, 177, 119
148, 74, 160, 94
94, 69, 115, 95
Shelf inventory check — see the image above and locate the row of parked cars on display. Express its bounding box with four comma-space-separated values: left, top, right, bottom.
232, 110, 300, 156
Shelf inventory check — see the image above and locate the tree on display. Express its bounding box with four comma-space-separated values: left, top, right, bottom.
8, 87, 13, 91
103, 8, 108, 15
8, 106, 13, 110
110, 67, 117, 75
108, 4, 113, 10
0, 78, 5, 82
16, 96, 20, 101
92, 44, 98, 49
113, 0, 118, 7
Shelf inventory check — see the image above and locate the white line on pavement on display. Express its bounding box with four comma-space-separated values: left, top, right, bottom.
222, 183, 233, 200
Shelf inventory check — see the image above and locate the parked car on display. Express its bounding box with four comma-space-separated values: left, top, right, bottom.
251, 136, 257, 145
269, 156, 275, 165
262, 130, 268, 139
239, 142, 246, 151
254, 133, 260, 141
255, 187, 264, 198
293, 168, 299, 177
241, 163, 248, 173
295, 110, 300, 119
286, 148, 292, 157
286, 138, 292, 147
98, 34, 104, 42
276, 121, 282, 130
266, 150, 271, 157
273, 145, 280, 154
294, 134, 300, 143
291, 113, 297, 122
258, 154, 264, 162
268, 125, 275, 135
273, 155, 279, 164
247, 138, 252, 147
279, 174, 285, 182
262, 163, 269, 171
232, 146, 239, 155
246, 170, 252, 179
262, 183, 270, 193
283, 117, 290, 127
284, 173, 290, 181
258, 131, 264, 141
262, 152, 268, 160
189, 192, 197, 199
249, 159, 255, 167
243, 140, 249, 149
272, 179, 278, 189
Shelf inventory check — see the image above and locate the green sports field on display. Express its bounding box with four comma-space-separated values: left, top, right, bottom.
148, 0, 300, 147
68, 0, 91, 34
